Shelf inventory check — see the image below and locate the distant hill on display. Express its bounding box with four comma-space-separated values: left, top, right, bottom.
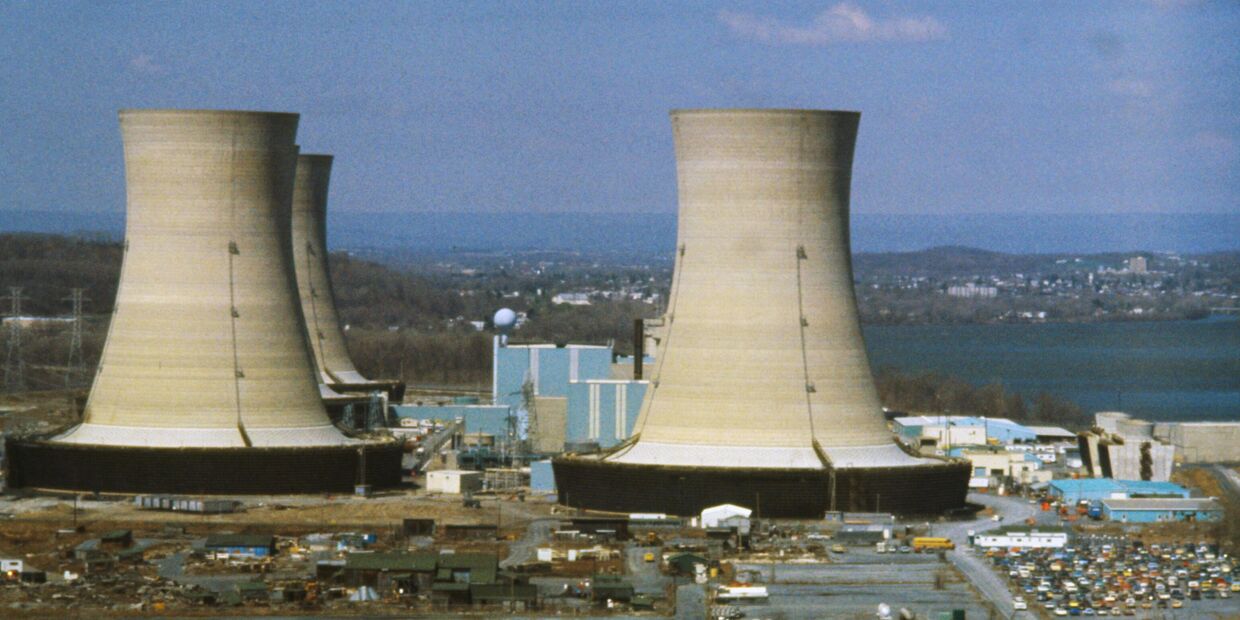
2, 210, 1237, 255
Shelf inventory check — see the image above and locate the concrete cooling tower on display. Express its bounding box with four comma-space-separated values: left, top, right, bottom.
5, 110, 400, 494
554, 109, 969, 517
291, 155, 405, 403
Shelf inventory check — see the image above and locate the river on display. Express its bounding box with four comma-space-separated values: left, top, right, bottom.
863, 316, 1240, 422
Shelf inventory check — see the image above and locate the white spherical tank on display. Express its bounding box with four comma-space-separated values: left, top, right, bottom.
493, 307, 518, 333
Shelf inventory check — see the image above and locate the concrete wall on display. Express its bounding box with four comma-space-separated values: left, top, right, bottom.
1102, 441, 1175, 481
1168, 423, 1240, 463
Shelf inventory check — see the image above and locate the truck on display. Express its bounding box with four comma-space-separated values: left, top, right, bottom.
1087, 501, 1103, 520
912, 537, 955, 552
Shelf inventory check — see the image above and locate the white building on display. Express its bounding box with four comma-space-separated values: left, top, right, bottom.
425, 470, 483, 495
700, 504, 752, 528
974, 528, 1068, 549
947, 284, 998, 298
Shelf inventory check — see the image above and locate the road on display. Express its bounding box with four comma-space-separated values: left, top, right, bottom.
498, 517, 557, 569
1214, 465, 1240, 500
935, 493, 1046, 620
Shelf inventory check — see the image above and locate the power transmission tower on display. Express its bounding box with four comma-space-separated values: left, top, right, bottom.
4, 287, 28, 393
521, 378, 538, 461
64, 288, 89, 388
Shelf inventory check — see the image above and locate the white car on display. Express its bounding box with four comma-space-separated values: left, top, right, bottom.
1013, 598, 1028, 610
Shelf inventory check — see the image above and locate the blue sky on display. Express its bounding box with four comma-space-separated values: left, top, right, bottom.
1, 1, 1236, 216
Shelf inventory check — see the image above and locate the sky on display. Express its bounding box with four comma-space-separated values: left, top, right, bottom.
1, 1, 1237, 218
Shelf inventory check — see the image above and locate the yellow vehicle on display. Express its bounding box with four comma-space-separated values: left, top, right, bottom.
643, 552, 655, 563
911, 537, 956, 551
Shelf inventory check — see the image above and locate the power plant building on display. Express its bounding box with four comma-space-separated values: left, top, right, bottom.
553, 109, 969, 517
5, 109, 400, 494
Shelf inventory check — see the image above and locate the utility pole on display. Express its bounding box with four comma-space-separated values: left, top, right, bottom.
64, 288, 88, 389
3, 287, 27, 392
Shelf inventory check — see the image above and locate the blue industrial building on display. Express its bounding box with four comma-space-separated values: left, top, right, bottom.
390, 403, 513, 437
1101, 498, 1223, 523
492, 342, 614, 407
203, 534, 275, 558
490, 338, 649, 452
1048, 479, 1189, 504
565, 380, 646, 448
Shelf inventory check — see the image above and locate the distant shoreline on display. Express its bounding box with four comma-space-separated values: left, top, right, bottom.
3, 210, 1238, 255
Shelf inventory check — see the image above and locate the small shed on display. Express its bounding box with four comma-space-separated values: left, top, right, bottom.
666, 552, 709, 576
700, 504, 752, 528
100, 529, 133, 548
426, 470, 483, 495
591, 574, 634, 603
402, 518, 436, 537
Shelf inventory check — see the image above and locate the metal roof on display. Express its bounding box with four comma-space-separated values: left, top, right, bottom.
204, 534, 274, 548
344, 552, 437, 572
1102, 498, 1222, 512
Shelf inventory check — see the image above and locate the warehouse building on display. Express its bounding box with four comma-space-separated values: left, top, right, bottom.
1101, 498, 1224, 523
203, 534, 275, 559
1048, 479, 1189, 504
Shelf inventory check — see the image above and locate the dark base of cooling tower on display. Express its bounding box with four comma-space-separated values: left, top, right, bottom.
3, 438, 403, 495
331, 380, 406, 402
552, 457, 970, 518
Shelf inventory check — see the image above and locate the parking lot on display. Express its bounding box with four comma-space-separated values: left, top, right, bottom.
735, 547, 991, 619
985, 534, 1238, 618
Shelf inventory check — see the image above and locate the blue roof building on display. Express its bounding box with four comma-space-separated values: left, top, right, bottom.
1048, 479, 1189, 504
1101, 498, 1223, 523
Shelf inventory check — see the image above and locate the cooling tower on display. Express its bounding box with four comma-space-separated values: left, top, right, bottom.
554, 109, 969, 517
291, 154, 405, 402
5, 110, 400, 494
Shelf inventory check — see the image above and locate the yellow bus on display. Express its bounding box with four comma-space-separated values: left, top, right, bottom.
912, 537, 955, 551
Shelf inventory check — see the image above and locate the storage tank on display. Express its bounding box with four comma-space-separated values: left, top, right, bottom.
553, 109, 969, 516
4, 110, 400, 494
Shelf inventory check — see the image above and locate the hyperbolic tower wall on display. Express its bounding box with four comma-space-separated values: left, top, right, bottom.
5, 110, 399, 493
291, 155, 404, 401
554, 109, 969, 517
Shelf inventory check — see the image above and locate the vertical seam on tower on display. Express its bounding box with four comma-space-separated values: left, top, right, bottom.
796, 114, 817, 439
228, 121, 251, 447
304, 206, 330, 381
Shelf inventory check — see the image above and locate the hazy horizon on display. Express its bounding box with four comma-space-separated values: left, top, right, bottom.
4, 209, 1237, 255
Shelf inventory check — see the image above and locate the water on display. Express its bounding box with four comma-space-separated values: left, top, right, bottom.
863, 316, 1240, 422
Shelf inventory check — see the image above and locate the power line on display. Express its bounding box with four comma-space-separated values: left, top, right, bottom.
3, 287, 28, 392
64, 288, 89, 389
